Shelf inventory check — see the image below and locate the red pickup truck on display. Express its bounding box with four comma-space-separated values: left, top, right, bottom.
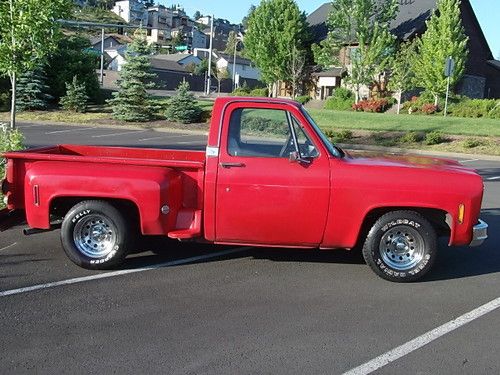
1, 97, 488, 282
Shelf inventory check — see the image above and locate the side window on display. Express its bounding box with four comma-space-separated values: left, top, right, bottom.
227, 107, 318, 159
228, 108, 291, 158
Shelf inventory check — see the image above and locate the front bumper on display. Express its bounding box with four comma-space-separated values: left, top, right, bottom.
470, 219, 488, 247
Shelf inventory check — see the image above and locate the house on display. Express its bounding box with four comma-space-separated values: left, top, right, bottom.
105, 46, 128, 72
201, 16, 243, 52
151, 53, 202, 69
308, 0, 500, 99
171, 26, 207, 51
146, 5, 171, 45
214, 53, 261, 84
112, 0, 148, 25
90, 34, 132, 52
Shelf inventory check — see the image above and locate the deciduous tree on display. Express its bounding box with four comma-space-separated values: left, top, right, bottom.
388, 40, 418, 114
0, 0, 71, 128
244, 0, 309, 96
414, 0, 468, 106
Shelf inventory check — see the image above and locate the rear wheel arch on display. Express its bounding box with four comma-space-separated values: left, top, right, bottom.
50, 196, 141, 231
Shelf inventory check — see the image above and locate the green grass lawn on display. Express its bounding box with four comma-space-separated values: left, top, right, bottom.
307, 109, 500, 137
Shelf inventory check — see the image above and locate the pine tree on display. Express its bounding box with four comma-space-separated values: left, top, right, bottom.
60, 76, 89, 113
16, 69, 53, 111
414, 0, 468, 106
165, 82, 202, 124
108, 29, 158, 122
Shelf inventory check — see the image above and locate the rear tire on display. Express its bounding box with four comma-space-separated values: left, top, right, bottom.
61, 200, 130, 270
362, 210, 437, 282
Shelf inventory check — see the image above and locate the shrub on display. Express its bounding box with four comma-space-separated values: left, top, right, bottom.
463, 138, 485, 149
324, 129, 353, 143
0, 92, 9, 112
241, 116, 288, 136
295, 95, 311, 105
400, 131, 424, 144
324, 88, 355, 111
425, 131, 446, 145
250, 88, 268, 97
60, 76, 89, 113
403, 95, 439, 115
352, 98, 390, 113
0, 124, 24, 207
421, 103, 438, 115
488, 103, 500, 119
231, 87, 269, 97
165, 81, 202, 124
449, 98, 499, 118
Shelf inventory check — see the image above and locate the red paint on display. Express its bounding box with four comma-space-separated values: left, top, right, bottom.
1, 97, 485, 250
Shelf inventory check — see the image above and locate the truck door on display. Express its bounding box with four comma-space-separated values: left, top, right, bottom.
215, 102, 330, 246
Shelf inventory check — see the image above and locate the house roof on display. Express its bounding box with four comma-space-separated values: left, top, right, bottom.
153, 53, 199, 64
90, 34, 132, 47
311, 68, 347, 77
150, 57, 188, 72
487, 60, 500, 70
308, 0, 439, 42
217, 53, 253, 66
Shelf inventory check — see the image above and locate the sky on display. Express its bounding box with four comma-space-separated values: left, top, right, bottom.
160, 0, 499, 59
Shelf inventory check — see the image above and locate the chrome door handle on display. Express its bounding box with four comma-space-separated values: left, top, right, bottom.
220, 162, 245, 168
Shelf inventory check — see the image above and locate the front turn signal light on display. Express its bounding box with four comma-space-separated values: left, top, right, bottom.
458, 204, 465, 224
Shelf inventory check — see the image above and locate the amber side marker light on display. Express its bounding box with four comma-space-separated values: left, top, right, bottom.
458, 204, 465, 224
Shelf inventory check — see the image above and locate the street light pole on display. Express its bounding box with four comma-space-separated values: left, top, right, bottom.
206, 15, 214, 96
100, 28, 105, 86
232, 37, 239, 91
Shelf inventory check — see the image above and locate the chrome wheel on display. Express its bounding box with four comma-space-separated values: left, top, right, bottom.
379, 226, 425, 271
73, 214, 117, 259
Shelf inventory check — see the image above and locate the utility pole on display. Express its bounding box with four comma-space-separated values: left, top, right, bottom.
206, 15, 214, 96
100, 28, 105, 86
232, 35, 241, 91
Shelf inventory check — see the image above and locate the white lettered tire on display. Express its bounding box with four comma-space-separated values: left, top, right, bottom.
362, 211, 437, 282
60, 200, 130, 270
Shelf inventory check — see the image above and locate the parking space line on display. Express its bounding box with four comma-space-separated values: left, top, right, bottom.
343, 296, 500, 375
0, 242, 17, 252
92, 130, 147, 138
487, 176, 500, 181
0, 247, 250, 298
46, 127, 96, 134
138, 134, 193, 142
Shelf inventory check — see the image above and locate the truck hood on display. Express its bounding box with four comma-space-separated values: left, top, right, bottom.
345, 151, 475, 174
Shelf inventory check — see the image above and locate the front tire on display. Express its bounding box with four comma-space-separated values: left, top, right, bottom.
362, 211, 437, 282
61, 200, 130, 270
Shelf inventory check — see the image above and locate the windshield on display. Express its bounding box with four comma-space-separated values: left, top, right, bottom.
300, 107, 344, 158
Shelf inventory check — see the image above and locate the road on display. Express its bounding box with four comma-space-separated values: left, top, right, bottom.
1, 122, 500, 374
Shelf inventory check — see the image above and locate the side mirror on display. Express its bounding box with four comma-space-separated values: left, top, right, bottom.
289, 151, 311, 165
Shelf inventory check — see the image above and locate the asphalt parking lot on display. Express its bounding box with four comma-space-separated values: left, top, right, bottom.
1, 122, 500, 374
